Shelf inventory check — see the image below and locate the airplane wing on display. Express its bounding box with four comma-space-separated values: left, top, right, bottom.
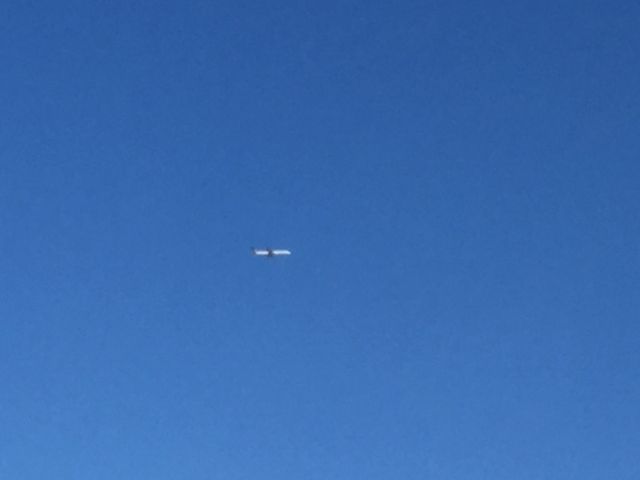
252, 248, 270, 256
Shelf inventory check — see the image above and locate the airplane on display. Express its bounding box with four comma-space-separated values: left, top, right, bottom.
252, 247, 292, 257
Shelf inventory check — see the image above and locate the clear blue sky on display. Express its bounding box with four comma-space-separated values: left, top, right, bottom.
1, 1, 639, 478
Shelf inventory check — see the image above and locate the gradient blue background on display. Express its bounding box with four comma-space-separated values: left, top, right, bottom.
1, 1, 639, 478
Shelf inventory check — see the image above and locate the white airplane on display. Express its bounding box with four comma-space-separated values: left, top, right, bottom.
252, 247, 292, 257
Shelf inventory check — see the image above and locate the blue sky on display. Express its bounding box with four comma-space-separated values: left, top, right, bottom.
1, 1, 639, 478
